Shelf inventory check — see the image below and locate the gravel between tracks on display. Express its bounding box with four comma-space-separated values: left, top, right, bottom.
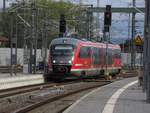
0, 71, 137, 113
0, 80, 110, 113
28, 88, 93, 113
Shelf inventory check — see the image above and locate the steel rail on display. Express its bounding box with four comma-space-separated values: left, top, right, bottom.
0, 79, 92, 99
0, 83, 54, 99
12, 82, 110, 113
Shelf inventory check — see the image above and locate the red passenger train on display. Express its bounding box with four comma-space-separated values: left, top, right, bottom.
48, 38, 122, 79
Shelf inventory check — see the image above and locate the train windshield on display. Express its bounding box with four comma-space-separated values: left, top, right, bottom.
51, 44, 74, 56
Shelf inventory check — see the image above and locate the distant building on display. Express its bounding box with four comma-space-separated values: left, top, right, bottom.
0, 36, 9, 47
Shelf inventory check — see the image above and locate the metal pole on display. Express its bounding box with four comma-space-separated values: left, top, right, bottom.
122, 40, 124, 53
128, 12, 131, 68
145, 0, 150, 103
15, 11, 18, 75
96, 0, 100, 32
33, 3, 37, 74
79, 0, 82, 5
86, 11, 90, 40
22, 0, 28, 74
29, 30, 33, 74
42, 9, 48, 74
2, 0, 6, 35
10, 11, 18, 76
29, 0, 37, 74
10, 13, 13, 76
88, 5, 93, 41
131, 0, 136, 69
106, 32, 109, 77
3, 0, 5, 12
143, 0, 148, 93
85, 5, 93, 40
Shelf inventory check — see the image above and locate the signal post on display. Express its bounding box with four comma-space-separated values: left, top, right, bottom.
144, 0, 150, 103
59, 14, 66, 37
134, 34, 143, 87
104, 5, 112, 79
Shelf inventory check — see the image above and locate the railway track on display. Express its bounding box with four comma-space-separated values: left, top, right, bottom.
0, 79, 112, 113
0, 79, 84, 99
0, 66, 22, 73
0, 82, 55, 99
0, 71, 137, 113
0, 70, 136, 99
24, 73, 137, 113
12, 81, 111, 113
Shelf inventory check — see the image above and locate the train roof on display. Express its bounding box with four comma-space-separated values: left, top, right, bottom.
50, 37, 120, 50
50, 37, 79, 46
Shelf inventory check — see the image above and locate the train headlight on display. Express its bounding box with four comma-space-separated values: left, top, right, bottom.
71, 57, 74, 61
68, 60, 72, 63
53, 60, 56, 63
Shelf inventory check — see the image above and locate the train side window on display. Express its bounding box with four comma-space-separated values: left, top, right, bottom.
114, 50, 117, 58
79, 47, 91, 58
112, 49, 115, 63
104, 49, 106, 65
114, 49, 121, 58
108, 49, 112, 65
93, 48, 97, 64
99, 48, 103, 64
104, 48, 112, 65
93, 47, 100, 65
86, 47, 91, 58
118, 50, 121, 58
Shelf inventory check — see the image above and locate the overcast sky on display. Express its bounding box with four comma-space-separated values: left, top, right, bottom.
0, 0, 13, 8
68, 0, 144, 7
0, 0, 145, 7
70, 0, 145, 41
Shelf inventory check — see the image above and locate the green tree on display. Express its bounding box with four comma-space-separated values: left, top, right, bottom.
0, 0, 87, 48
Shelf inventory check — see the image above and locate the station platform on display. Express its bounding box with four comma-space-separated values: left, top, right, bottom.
0, 73, 45, 90
0, 72, 43, 78
0, 73, 24, 78
63, 77, 150, 113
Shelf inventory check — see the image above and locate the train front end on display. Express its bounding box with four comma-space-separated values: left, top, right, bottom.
48, 38, 77, 79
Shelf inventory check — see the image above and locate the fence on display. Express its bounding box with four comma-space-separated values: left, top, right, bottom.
0, 48, 143, 67
0, 48, 48, 66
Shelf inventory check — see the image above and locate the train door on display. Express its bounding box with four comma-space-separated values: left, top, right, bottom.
78, 46, 91, 68
108, 48, 113, 67
98, 48, 103, 67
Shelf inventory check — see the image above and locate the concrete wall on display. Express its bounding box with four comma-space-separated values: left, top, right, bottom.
121, 53, 143, 66
0, 48, 48, 66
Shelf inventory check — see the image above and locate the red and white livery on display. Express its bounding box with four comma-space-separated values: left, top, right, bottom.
48, 38, 122, 79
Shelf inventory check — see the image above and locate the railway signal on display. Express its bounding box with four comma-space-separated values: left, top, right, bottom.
104, 5, 112, 26
104, 5, 112, 32
134, 34, 143, 46
59, 14, 66, 36
103, 5, 112, 77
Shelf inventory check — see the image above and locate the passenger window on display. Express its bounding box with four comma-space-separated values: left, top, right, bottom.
104, 48, 112, 65
79, 47, 91, 58
99, 48, 103, 64
114, 49, 121, 58
108, 49, 112, 65
93, 47, 99, 65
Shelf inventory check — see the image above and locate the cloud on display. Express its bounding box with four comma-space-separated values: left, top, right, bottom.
0, 0, 16, 8
81, 0, 144, 7
0, 0, 144, 42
